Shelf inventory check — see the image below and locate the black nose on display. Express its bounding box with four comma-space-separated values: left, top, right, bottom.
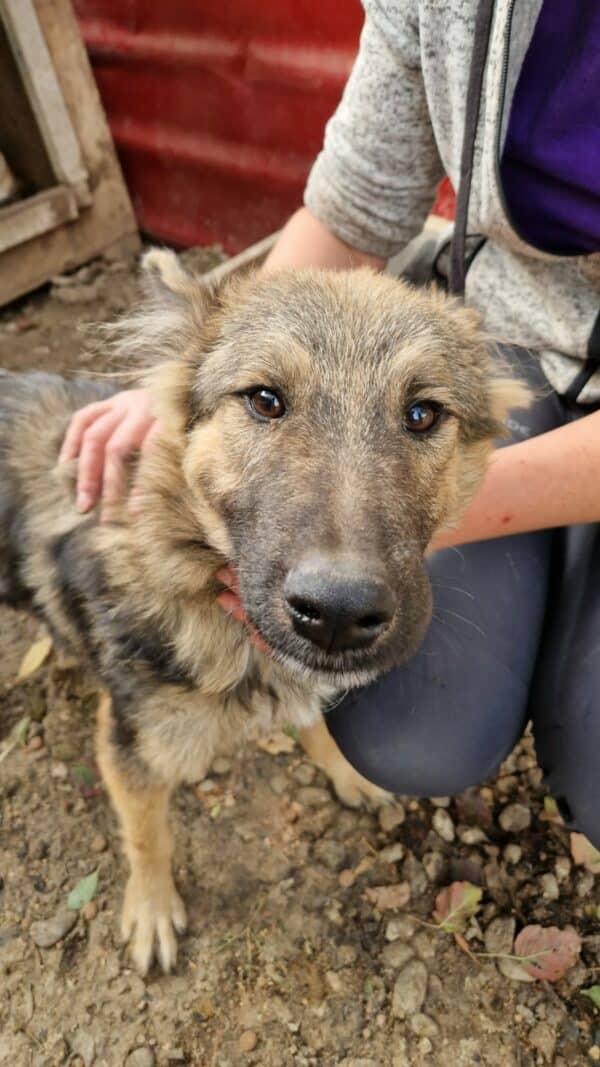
284, 557, 395, 652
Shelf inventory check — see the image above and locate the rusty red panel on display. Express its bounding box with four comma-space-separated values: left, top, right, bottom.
73, 0, 364, 252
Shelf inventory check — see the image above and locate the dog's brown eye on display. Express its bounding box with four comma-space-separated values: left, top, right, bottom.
247, 388, 286, 421
404, 401, 441, 434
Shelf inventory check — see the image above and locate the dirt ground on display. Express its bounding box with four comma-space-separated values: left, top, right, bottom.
1, 252, 600, 1067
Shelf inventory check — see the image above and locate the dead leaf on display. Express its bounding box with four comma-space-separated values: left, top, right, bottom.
570, 832, 600, 874
514, 924, 581, 982
17, 635, 53, 680
434, 881, 482, 933
454, 931, 480, 963
362, 882, 410, 910
256, 731, 296, 755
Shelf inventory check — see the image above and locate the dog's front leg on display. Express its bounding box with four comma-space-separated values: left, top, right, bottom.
96, 694, 186, 974
299, 713, 392, 809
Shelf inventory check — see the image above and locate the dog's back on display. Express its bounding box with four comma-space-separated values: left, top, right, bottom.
0, 370, 115, 603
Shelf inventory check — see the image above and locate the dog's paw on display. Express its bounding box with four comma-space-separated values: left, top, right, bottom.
121, 875, 187, 975
329, 760, 393, 810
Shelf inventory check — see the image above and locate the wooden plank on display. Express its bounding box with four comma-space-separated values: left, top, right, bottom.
0, 185, 78, 254
1, 0, 90, 205
0, 0, 140, 307
202, 231, 279, 284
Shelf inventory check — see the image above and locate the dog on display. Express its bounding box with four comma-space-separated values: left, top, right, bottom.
0, 252, 528, 973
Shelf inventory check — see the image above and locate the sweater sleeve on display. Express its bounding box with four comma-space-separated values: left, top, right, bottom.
304, 0, 444, 259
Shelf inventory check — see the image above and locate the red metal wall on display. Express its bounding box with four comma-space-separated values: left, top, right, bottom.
73, 1, 365, 252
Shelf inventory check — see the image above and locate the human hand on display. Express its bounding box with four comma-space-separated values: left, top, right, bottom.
59, 388, 160, 520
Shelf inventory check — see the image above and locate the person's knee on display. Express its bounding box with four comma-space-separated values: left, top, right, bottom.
327, 715, 511, 799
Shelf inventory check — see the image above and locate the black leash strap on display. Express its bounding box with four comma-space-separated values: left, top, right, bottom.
564, 309, 600, 403
449, 0, 496, 297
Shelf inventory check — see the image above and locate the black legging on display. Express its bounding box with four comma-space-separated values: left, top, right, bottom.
326, 345, 600, 847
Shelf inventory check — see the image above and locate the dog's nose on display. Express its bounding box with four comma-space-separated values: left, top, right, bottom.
284, 557, 395, 652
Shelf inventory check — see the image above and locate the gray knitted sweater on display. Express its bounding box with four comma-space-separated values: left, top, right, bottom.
305, 0, 600, 402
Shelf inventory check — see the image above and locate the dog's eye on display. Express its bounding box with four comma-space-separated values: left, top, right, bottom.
247, 388, 286, 421
404, 401, 442, 434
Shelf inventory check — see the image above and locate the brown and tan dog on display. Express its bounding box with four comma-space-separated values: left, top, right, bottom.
0, 252, 527, 973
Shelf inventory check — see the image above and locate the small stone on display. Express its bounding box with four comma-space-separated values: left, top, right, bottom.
295, 786, 331, 808
432, 808, 455, 843
69, 1031, 95, 1067
409, 1014, 439, 1039
212, 756, 231, 775
382, 942, 415, 969
378, 804, 405, 833
385, 916, 416, 942
325, 970, 343, 993
554, 856, 571, 882
268, 773, 289, 796
499, 803, 531, 833
82, 901, 98, 921
540, 873, 560, 901
50, 761, 68, 780
197, 778, 217, 793
313, 838, 346, 871
430, 796, 450, 807
292, 762, 316, 786
90, 834, 107, 854
589, 1046, 600, 1063
422, 851, 445, 882
238, 1031, 258, 1053
413, 931, 437, 962
27, 735, 44, 752
503, 843, 522, 865
497, 775, 519, 795
459, 826, 488, 845
577, 874, 595, 898
391, 959, 428, 1019
528, 1021, 556, 1063
30, 910, 77, 948
127, 1049, 155, 1067
378, 843, 405, 864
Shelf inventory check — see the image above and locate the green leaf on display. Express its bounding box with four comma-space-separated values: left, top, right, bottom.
581, 986, 600, 1009
13, 716, 31, 747
433, 881, 483, 933
67, 870, 99, 910
71, 764, 96, 789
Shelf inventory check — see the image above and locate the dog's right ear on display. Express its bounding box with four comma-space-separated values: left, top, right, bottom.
104, 248, 225, 436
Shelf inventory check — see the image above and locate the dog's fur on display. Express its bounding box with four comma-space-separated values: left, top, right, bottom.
0, 253, 528, 972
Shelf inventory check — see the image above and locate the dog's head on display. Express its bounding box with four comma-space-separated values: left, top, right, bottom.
124, 250, 527, 686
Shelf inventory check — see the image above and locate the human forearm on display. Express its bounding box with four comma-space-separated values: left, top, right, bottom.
264, 208, 385, 273
433, 411, 600, 551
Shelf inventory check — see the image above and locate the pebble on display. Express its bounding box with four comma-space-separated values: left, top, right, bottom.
313, 839, 346, 871
409, 1013, 439, 1039
378, 804, 406, 833
391, 959, 428, 1019
459, 826, 488, 845
422, 851, 445, 882
503, 843, 523, 865
540, 873, 560, 901
381, 942, 415, 969
30, 910, 77, 948
295, 786, 331, 808
90, 834, 107, 853
50, 761, 68, 780
378, 843, 405, 864
268, 773, 289, 796
212, 756, 231, 775
577, 874, 595, 898
385, 916, 416, 942
528, 1021, 556, 1063
69, 1031, 95, 1067
430, 796, 450, 807
499, 803, 531, 833
238, 1031, 258, 1053
554, 856, 571, 882
292, 763, 316, 786
589, 1046, 600, 1062
432, 808, 455, 842
127, 1049, 155, 1067
27, 736, 44, 752
82, 901, 98, 921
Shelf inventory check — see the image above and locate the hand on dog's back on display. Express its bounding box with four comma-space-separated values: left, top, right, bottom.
59, 387, 159, 521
